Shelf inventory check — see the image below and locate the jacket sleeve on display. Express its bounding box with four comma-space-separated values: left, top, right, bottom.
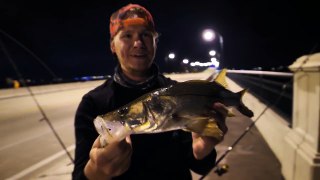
180, 131, 217, 175
72, 94, 99, 180
188, 146, 217, 175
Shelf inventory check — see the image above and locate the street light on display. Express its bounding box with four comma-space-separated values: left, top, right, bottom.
209, 50, 216, 56
202, 28, 224, 65
202, 29, 216, 42
182, 59, 189, 64
168, 53, 175, 59
202, 29, 223, 49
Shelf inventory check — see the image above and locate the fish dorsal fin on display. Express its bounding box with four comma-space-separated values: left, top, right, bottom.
214, 68, 228, 89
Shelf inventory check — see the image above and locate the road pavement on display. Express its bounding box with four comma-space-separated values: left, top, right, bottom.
0, 86, 95, 179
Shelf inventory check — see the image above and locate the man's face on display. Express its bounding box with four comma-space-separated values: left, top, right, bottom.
111, 25, 157, 76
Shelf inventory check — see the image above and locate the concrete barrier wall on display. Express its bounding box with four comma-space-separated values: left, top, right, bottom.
0, 68, 216, 99
226, 77, 291, 170
0, 80, 105, 99
228, 53, 320, 180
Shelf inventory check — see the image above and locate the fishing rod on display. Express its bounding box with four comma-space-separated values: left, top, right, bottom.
199, 80, 291, 179
0, 29, 58, 78
199, 43, 318, 179
0, 29, 74, 163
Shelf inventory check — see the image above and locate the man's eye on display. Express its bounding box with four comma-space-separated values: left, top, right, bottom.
142, 32, 152, 38
122, 33, 132, 39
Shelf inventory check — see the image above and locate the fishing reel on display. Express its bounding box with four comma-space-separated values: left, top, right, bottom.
214, 164, 229, 176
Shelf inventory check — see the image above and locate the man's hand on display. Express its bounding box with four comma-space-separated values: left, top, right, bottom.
84, 136, 132, 180
192, 102, 229, 160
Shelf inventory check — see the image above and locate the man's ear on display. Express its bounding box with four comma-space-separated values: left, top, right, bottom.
110, 40, 115, 53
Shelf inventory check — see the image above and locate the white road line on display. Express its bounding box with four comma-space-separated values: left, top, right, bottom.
6, 145, 75, 180
0, 124, 73, 152
0, 133, 49, 151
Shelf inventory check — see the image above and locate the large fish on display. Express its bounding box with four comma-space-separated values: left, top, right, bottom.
94, 69, 254, 145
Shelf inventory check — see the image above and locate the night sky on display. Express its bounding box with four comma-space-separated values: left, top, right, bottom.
0, 0, 319, 84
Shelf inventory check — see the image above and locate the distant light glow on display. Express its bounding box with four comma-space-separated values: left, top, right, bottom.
202, 29, 216, 42
214, 61, 220, 68
168, 53, 175, 59
182, 59, 189, 64
210, 57, 217, 62
211, 57, 220, 68
209, 50, 217, 56
189, 58, 220, 68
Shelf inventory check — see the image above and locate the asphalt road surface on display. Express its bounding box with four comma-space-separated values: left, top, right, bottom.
0, 86, 95, 179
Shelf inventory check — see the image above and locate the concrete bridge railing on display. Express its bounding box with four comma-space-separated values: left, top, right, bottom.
284, 53, 320, 180
228, 53, 320, 180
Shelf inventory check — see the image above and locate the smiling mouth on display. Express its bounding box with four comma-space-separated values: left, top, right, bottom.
132, 54, 147, 58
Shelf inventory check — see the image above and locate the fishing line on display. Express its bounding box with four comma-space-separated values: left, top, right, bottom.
0, 28, 58, 78
199, 44, 318, 179
0, 31, 74, 163
199, 81, 290, 180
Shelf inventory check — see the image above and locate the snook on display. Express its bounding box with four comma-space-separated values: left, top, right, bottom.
94, 69, 254, 144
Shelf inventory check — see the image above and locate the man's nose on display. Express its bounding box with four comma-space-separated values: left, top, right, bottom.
133, 37, 145, 48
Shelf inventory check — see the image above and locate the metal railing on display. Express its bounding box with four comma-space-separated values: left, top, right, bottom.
227, 69, 293, 126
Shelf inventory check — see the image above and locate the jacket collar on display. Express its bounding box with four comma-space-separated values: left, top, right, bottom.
113, 63, 159, 90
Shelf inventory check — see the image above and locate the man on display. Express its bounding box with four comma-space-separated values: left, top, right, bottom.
72, 4, 228, 180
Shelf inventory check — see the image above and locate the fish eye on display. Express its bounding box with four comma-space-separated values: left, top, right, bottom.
117, 107, 129, 117
127, 119, 142, 127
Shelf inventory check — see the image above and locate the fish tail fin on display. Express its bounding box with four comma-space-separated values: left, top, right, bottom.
237, 89, 254, 117
214, 68, 228, 89
185, 118, 224, 141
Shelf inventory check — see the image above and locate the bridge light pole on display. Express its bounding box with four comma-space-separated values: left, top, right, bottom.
202, 28, 224, 67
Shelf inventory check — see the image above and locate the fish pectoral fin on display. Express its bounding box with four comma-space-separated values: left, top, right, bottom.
185, 118, 224, 141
